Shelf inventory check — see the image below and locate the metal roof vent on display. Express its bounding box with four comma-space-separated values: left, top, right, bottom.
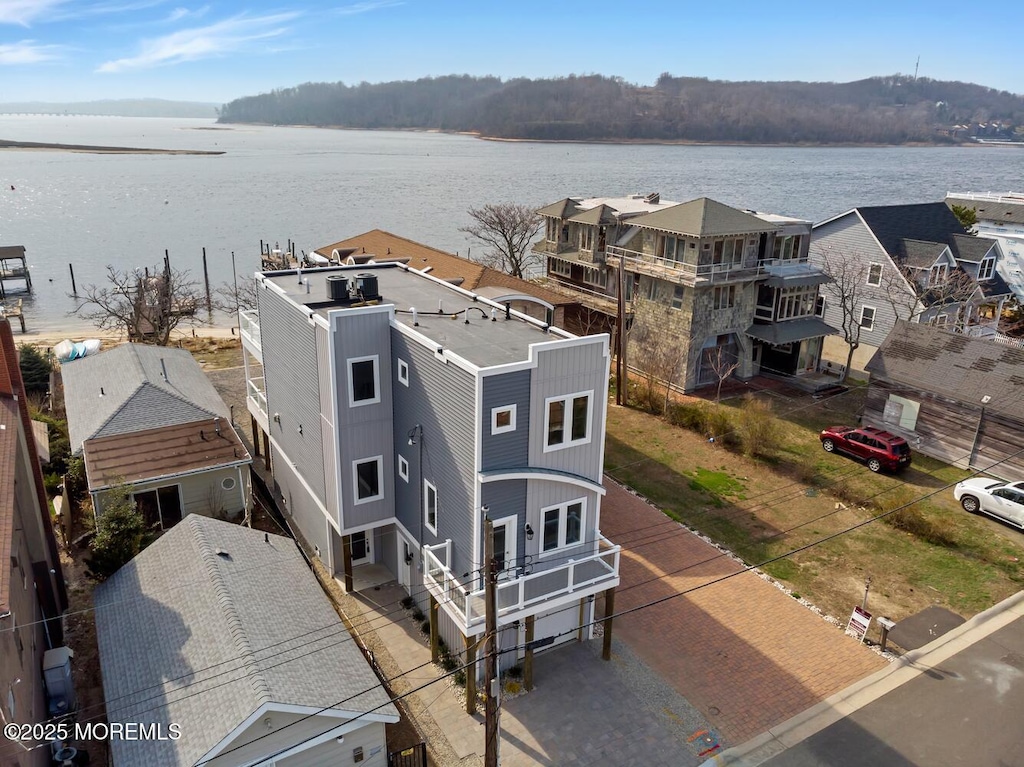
215, 548, 230, 558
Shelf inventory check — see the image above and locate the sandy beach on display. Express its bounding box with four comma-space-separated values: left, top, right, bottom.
13, 323, 240, 351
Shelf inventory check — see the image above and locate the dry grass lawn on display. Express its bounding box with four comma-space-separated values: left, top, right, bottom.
605, 388, 1024, 624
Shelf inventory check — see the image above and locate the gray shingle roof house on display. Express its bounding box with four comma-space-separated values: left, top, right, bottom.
946, 192, 1024, 303
61, 344, 251, 529
863, 320, 1024, 482
94, 514, 398, 767
811, 202, 1012, 374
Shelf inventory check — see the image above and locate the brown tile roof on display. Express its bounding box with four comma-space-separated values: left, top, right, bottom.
84, 417, 251, 490
314, 229, 573, 307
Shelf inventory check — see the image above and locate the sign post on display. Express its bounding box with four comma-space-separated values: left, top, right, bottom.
846, 606, 872, 643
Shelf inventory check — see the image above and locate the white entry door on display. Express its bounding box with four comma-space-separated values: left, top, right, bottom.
492, 515, 518, 580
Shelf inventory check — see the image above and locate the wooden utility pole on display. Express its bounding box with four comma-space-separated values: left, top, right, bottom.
484, 517, 499, 767
616, 257, 626, 405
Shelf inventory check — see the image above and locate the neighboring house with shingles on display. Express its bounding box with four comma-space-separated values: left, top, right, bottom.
240, 263, 619, 681
811, 202, 1013, 374
945, 191, 1024, 303
61, 344, 251, 529
315, 229, 575, 328
863, 320, 1024, 482
532, 194, 836, 390
1, 318, 68, 767
94, 514, 398, 767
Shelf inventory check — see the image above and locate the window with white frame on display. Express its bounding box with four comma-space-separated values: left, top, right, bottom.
398, 454, 409, 482
978, 257, 995, 281
713, 238, 745, 265
712, 285, 736, 310
491, 404, 517, 435
579, 227, 595, 251
424, 480, 438, 534
929, 263, 949, 286
776, 285, 817, 320
545, 218, 558, 243
348, 355, 380, 406
671, 285, 685, 310
815, 295, 826, 317
540, 499, 586, 554
545, 391, 592, 450
647, 277, 658, 301
867, 263, 883, 286
550, 258, 572, 277
353, 456, 383, 504
860, 305, 876, 331
397, 358, 409, 386
934, 313, 949, 327
582, 266, 607, 288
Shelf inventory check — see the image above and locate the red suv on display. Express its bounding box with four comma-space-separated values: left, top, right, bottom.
819, 425, 911, 473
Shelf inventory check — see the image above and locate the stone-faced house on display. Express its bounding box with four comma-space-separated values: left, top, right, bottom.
533, 194, 836, 390
811, 202, 1012, 374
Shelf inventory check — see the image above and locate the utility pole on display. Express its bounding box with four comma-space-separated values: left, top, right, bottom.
483, 517, 499, 767
616, 256, 626, 406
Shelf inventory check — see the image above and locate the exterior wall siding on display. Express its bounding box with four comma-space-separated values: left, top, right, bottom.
527, 340, 609, 482
316, 324, 339, 521
331, 308, 395, 530
811, 215, 913, 369
481, 479, 527, 574
222, 713, 387, 767
524, 481, 603, 564
278, 722, 388, 767
391, 329, 477, 579
258, 285, 326, 500
274, 450, 333, 565
94, 465, 249, 522
481, 370, 531, 471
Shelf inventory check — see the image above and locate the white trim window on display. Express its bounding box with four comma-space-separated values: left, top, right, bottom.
353, 456, 384, 504
671, 285, 685, 310
424, 480, 438, 535
978, 257, 995, 281
867, 263, 883, 286
582, 266, 607, 288
815, 295, 826, 318
859, 305, 876, 331
347, 355, 380, 407
544, 391, 592, 451
929, 263, 949, 286
712, 285, 736, 310
550, 258, 572, 277
398, 454, 409, 482
491, 404, 517, 435
540, 499, 586, 554
397, 358, 409, 386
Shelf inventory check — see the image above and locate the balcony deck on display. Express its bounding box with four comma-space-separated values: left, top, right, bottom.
605, 245, 764, 286
239, 309, 261, 355
424, 536, 620, 634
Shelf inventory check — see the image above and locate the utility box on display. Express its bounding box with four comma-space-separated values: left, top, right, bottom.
43, 647, 77, 717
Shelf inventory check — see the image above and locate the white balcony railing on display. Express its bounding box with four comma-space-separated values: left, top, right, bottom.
247, 376, 268, 418
605, 245, 762, 284
423, 536, 621, 632
239, 309, 261, 352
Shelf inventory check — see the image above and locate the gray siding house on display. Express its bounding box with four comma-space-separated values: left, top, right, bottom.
811, 202, 1012, 374
241, 264, 619, 673
94, 515, 398, 767
61, 344, 252, 529
533, 194, 836, 390
945, 191, 1024, 303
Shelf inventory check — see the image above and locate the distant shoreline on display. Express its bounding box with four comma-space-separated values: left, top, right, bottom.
0, 138, 224, 155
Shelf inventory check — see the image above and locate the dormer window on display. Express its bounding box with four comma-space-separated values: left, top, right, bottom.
929, 264, 949, 286
978, 257, 995, 281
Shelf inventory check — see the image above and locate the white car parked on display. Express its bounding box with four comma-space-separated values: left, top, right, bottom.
953, 478, 1024, 529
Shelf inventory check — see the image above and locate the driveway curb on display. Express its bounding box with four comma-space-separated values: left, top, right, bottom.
701, 590, 1024, 766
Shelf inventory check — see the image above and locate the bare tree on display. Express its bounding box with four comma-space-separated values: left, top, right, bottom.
213, 275, 259, 315
707, 345, 740, 404
628, 299, 687, 412
818, 249, 868, 382
72, 264, 203, 346
460, 203, 542, 279
881, 265, 978, 327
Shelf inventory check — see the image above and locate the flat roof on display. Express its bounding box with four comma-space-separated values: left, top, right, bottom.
263, 264, 580, 368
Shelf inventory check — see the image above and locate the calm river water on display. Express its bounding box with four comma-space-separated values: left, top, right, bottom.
1, 115, 1022, 333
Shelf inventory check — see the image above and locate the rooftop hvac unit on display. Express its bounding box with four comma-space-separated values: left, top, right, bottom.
356, 273, 380, 301
326, 274, 348, 301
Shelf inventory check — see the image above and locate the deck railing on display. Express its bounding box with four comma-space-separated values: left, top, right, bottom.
247, 376, 268, 418
239, 309, 261, 351
605, 245, 762, 284
424, 536, 620, 631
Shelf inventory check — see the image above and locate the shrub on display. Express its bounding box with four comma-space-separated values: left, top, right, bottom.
736, 395, 781, 458
411, 607, 425, 622
453, 670, 467, 688
505, 664, 523, 680
666, 402, 706, 431
17, 343, 51, 394
878, 490, 957, 547
438, 652, 458, 672
85, 488, 148, 580
64, 456, 88, 501
419, 618, 431, 635
400, 596, 415, 609
702, 404, 734, 446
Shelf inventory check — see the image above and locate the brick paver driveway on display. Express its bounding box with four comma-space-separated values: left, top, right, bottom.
601, 480, 886, 744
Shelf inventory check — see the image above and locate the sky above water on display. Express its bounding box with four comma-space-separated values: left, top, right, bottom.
1, 0, 1022, 104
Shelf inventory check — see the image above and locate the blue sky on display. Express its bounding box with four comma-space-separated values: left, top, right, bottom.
1, 0, 1021, 104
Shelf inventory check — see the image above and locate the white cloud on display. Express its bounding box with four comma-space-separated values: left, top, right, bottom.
335, 0, 403, 16
0, 39, 61, 63
0, 0, 70, 26
165, 5, 208, 23
96, 11, 297, 73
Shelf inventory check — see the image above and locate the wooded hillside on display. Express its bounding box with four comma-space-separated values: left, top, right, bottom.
217, 73, 1024, 145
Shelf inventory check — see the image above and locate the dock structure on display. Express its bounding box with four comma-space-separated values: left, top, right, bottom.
0, 245, 33, 300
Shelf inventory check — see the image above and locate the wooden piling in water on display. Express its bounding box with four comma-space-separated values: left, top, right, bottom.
69, 263, 77, 296
202, 247, 212, 314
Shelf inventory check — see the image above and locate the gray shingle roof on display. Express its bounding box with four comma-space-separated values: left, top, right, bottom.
949, 233, 996, 263
62, 344, 230, 454
94, 515, 398, 767
865, 321, 1024, 420
857, 203, 967, 258
896, 239, 948, 268
537, 197, 582, 219
567, 204, 618, 226
628, 198, 775, 237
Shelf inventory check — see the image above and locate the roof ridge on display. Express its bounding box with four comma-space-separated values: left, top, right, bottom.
85, 381, 145, 443
190, 517, 272, 705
